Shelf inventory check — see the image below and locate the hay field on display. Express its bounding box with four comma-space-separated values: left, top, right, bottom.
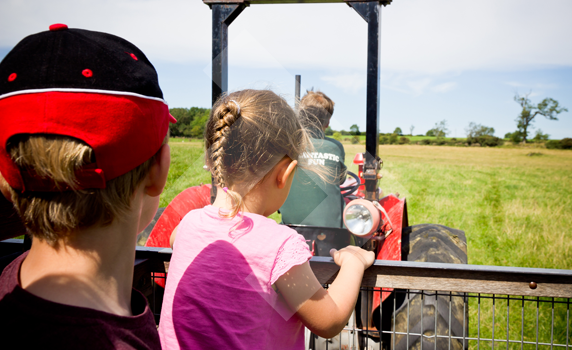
165, 139, 572, 270
344, 144, 572, 270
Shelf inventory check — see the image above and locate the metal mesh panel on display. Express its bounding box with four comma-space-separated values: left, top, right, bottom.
129, 248, 572, 349
305, 288, 571, 350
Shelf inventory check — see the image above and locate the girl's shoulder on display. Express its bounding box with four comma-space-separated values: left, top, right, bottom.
270, 231, 312, 285
244, 212, 301, 241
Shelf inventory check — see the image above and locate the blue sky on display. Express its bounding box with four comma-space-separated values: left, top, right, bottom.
1, 0, 571, 139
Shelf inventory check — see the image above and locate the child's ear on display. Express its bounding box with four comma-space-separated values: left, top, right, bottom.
276, 158, 297, 189
145, 144, 171, 197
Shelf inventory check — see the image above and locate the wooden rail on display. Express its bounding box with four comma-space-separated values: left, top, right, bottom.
134, 246, 572, 298
310, 257, 572, 298
2, 242, 571, 299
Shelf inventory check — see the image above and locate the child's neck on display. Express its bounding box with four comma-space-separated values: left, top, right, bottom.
212, 190, 266, 216
211, 157, 296, 218
19, 215, 140, 316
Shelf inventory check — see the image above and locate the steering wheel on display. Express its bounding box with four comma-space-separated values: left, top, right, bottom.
340, 171, 361, 198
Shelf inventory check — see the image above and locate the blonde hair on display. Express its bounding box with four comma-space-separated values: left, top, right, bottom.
205, 89, 322, 218
299, 90, 335, 129
3, 134, 167, 244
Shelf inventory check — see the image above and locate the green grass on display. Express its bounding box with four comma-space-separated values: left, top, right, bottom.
159, 139, 211, 208
166, 139, 572, 269
165, 139, 572, 345
342, 134, 464, 142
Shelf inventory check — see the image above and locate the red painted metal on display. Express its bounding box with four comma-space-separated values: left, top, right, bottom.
373, 194, 406, 307
145, 184, 211, 287
352, 153, 364, 165
352, 153, 366, 196
146, 184, 211, 248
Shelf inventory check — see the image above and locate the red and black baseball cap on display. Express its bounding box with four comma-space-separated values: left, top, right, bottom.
0, 24, 176, 192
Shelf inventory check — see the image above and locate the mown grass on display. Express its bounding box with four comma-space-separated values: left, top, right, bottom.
160, 139, 211, 208
165, 139, 572, 268
164, 139, 572, 345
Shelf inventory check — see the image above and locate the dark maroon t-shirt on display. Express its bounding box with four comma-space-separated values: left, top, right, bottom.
0, 190, 26, 241
0, 252, 161, 349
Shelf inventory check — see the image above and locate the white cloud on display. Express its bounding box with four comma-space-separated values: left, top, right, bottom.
505, 82, 559, 89
2, 0, 571, 75
320, 73, 366, 94
380, 73, 458, 96
0, 0, 212, 64
407, 78, 432, 96
431, 82, 457, 93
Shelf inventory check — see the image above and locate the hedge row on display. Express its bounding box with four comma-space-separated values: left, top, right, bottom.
378, 134, 504, 147
546, 138, 572, 150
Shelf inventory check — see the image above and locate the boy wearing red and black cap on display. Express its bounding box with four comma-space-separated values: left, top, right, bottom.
0, 24, 174, 349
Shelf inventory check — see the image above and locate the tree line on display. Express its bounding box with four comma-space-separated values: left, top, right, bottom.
168, 107, 210, 138
169, 93, 569, 149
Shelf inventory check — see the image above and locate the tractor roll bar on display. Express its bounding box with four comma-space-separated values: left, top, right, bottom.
204, 1, 392, 5
207, 0, 392, 200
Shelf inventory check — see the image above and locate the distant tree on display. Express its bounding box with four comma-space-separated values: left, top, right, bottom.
532, 129, 549, 142
393, 127, 403, 135
389, 133, 398, 144
426, 120, 449, 138
409, 125, 415, 136
332, 132, 342, 141
514, 93, 568, 143
465, 122, 495, 138
169, 107, 211, 138
505, 131, 523, 144
325, 126, 334, 136
350, 124, 361, 136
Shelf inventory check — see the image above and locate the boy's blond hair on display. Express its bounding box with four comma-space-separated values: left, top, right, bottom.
2, 134, 166, 244
205, 89, 326, 218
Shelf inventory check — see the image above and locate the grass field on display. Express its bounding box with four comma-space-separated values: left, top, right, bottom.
163, 139, 572, 346
164, 139, 572, 270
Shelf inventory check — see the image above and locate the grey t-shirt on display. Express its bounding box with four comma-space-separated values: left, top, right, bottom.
280, 135, 347, 228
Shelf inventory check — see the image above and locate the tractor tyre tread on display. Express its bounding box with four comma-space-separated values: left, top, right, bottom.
391, 224, 469, 350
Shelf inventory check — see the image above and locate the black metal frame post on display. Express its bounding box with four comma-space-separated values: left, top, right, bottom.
208, 1, 385, 201
295, 74, 301, 109
210, 3, 246, 202
349, 2, 382, 201
211, 4, 246, 105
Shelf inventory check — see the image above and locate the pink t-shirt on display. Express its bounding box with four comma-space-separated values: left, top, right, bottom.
159, 205, 312, 350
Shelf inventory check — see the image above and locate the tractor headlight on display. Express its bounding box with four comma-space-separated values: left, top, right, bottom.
343, 199, 381, 238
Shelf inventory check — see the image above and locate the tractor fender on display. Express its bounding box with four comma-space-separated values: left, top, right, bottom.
145, 184, 211, 248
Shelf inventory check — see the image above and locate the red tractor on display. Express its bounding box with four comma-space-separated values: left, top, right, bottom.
141, 1, 469, 348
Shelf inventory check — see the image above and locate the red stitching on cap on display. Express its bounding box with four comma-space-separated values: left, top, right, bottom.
82, 69, 93, 78
129, 53, 138, 61
8, 73, 17, 82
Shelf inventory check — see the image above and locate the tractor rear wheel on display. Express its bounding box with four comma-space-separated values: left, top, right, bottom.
390, 224, 468, 350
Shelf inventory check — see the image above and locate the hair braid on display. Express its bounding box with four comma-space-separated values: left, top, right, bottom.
204, 89, 325, 220
209, 100, 241, 188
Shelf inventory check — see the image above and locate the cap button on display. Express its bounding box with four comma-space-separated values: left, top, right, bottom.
49, 23, 68, 31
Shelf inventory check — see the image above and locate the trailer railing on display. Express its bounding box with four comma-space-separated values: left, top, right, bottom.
1, 240, 571, 349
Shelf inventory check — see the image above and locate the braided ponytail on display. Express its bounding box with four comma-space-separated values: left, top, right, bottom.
205, 89, 324, 219
208, 99, 244, 217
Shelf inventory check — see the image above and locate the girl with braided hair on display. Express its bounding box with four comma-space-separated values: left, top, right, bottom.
159, 89, 374, 350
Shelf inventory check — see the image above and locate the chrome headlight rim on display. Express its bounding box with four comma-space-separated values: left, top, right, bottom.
343, 198, 381, 238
